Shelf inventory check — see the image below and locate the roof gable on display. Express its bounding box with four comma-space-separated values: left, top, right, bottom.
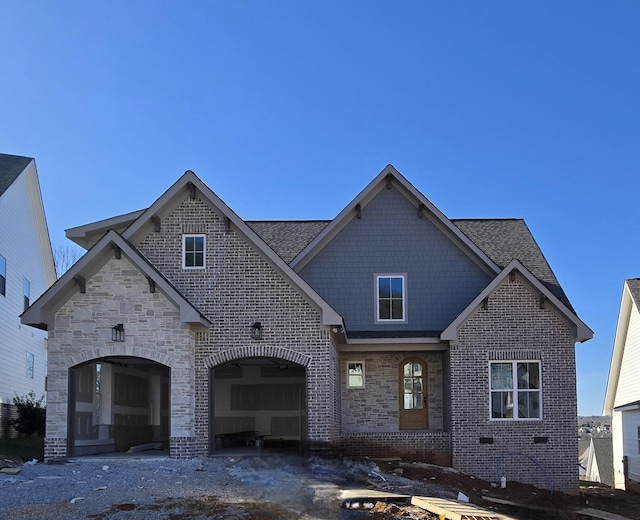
290, 165, 501, 276
21, 230, 211, 331
121, 171, 342, 326
0, 153, 33, 197
66, 209, 145, 249
441, 259, 593, 343
604, 278, 640, 413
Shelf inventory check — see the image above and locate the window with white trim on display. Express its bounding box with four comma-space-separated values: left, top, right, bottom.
376, 274, 406, 322
490, 361, 541, 420
347, 361, 365, 388
183, 234, 206, 269
0, 255, 5, 296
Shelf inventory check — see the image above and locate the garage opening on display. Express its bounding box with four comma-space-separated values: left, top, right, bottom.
68, 357, 170, 457
210, 357, 307, 455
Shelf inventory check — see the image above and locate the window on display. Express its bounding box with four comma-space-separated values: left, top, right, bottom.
23, 278, 30, 311
26, 352, 34, 379
490, 361, 541, 420
347, 362, 365, 388
183, 235, 205, 269
0, 255, 5, 296
376, 274, 406, 322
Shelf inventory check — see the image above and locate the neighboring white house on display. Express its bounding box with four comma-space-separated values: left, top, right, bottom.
604, 278, 640, 489
584, 437, 614, 487
0, 153, 56, 437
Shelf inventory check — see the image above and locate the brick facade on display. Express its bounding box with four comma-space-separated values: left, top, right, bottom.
450, 275, 578, 493
32, 170, 586, 495
137, 197, 337, 454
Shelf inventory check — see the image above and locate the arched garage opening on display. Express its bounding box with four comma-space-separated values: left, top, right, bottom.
210, 357, 307, 454
68, 357, 170, 457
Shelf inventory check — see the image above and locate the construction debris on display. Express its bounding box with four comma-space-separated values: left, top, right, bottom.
412, 496, 500, 520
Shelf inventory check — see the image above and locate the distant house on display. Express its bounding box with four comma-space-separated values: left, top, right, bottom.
585, 437, 615, 487
579, 438, 591, 479
22, 165, 592, 492
0, 153, 56, 437
604, 279, 640, 489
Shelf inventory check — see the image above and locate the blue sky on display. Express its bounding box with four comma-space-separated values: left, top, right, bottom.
2, 1, 639, 416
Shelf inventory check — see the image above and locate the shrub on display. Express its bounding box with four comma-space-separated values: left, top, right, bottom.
10, 392, 45, 438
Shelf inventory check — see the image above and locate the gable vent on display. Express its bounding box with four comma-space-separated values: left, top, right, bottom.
182, 223, 206, 234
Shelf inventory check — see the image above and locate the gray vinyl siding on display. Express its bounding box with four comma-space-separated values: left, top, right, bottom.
299, 186, 492, 334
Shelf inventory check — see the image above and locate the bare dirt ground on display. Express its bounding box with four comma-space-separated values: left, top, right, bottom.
0, 453, 639, 519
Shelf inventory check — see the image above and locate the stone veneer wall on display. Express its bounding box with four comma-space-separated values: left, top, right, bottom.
45, 257, 195, 460
136, 196, 337, 455
450, 276, 579, 493
340, 352, 445, 432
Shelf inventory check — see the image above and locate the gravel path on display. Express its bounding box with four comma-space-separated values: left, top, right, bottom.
0, 454, 382, 519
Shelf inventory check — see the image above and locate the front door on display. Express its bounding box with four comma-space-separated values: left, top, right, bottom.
399, 358, 428, 430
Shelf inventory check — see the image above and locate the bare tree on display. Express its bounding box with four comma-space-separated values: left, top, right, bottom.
53, 243, 84, 278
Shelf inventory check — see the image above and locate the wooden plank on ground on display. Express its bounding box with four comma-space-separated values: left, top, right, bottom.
575, 508, 632, 520
412, 496, 499, 520
340, 489, 410, 501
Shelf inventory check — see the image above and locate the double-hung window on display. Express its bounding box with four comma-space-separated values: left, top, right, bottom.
183, 234, 206, 269
490, 361, 541, 420
0, 255, 5, 296
347, 361, 365, 388
376, 274, 406, 322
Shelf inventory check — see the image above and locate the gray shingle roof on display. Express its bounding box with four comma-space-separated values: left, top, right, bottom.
0, 153, 32, 197
246, 221, 330, 263
453, 218, 573, 311
591, 437, 614, 487
247, 217, 573, 311
626, 278, 640, 308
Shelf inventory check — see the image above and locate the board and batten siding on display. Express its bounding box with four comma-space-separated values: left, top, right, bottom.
0, 162, 53, 408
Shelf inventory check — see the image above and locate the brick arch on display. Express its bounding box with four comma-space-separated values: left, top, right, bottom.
205, 345, 312, 368
67, 347, 174, 369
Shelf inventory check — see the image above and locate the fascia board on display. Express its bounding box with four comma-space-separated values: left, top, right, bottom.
603, 283, 633, 414
21, 230, 211, 330
25, 161, 57, 284
123, 171, 343, 326
21, 234, 116, 329
66, 210, 145, 249
441, 259, 593, 343
290, 165, 500, 275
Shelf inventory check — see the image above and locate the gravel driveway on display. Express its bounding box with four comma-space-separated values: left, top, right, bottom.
0, 453, 385, 519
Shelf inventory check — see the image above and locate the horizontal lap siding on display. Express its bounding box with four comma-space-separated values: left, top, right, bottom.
0, 166, 50, 415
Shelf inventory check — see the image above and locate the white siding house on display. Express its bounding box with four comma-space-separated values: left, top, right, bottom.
0, 153, 56, 437
604, 278, 640, 489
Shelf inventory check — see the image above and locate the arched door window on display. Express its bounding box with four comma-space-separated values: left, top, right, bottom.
399, 358, 428, 430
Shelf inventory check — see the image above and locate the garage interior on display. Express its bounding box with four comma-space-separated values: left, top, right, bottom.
211, 357, 307, 454
68, 357, 170, 457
